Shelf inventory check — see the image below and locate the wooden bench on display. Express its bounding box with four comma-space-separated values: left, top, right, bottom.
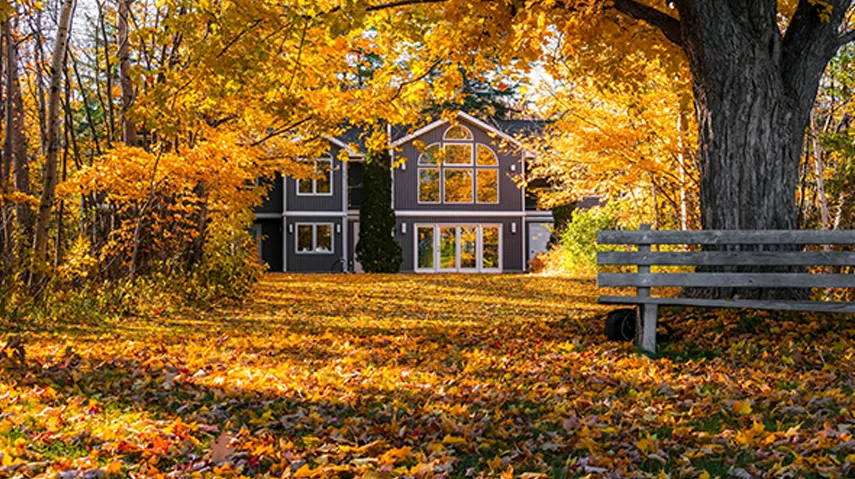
596, 224, 855, 353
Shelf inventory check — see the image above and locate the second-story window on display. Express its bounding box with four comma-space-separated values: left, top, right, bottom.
417, 125, 499, 205
297, 158, 332, 195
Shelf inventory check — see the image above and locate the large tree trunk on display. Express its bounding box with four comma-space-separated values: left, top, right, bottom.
4, 16, 32, 239
673, 1, 846, 232
117, 0, 137, 146
33, 0, 75, 273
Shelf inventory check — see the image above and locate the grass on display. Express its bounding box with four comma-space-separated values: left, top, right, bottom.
1, 274, 854, 478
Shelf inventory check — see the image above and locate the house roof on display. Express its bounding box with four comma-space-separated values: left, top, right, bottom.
329, 112, 547, 156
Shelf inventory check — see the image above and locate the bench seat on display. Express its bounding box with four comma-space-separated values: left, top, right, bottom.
598, 295, 855, 314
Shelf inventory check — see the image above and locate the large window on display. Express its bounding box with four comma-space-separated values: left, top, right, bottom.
415, 224, 502, 272
417, 126, 499, 204
297, 158, 332, 196
296, 223, 333, 254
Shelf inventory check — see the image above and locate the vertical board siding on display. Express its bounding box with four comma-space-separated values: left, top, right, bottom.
286, 146, 346, 213
394, 118, 524, 212
257, 174, 284, 213
285, 216, 345, 272
256, 219, 283, 271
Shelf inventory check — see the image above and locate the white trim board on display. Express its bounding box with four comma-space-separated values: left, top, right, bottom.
324, 135, 365, 158
391, 111, 527, 150
395, 210, 524, 218
284, 211, 347, 217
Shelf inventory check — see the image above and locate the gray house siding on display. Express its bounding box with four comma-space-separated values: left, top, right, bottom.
286, 146, 346, 213
284, 215, 345, 272
257, 175, 284, 213
396, 216, 525, 273
393, 118, 524, 212
252, 219, 283, 271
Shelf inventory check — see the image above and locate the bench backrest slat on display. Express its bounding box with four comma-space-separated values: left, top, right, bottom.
598, 251, 855, 267
598, 229, 855, 245
598, 273, 855, 289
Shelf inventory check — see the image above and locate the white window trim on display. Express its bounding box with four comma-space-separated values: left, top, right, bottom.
413, 224, 502, 273
443, 124, 474, 141
416, 142, 499, 205
295, 222, 335, 255
443, 167, 475, 204
417, 167, 441, 204
476, 169, 500, 205
296, 157, 334, 197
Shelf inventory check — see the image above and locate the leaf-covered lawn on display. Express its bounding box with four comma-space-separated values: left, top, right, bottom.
2, 275, 855, 478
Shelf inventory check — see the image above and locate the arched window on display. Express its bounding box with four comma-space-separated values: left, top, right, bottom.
417, 128, 499, 204
443, 125, 473, 140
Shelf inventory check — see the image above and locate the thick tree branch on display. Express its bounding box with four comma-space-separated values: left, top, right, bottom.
610, 0, 683, 48
842, 29, 855, 45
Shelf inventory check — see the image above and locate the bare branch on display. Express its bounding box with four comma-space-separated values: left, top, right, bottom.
610, 0, 683, 48
841, 29, 855, 45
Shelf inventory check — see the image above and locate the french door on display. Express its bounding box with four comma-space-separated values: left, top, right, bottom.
416, 224, 501, 273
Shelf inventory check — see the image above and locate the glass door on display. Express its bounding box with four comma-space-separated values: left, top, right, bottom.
458, 226, 478, 272
416, 224, 502, 272
438, 226, 458, 271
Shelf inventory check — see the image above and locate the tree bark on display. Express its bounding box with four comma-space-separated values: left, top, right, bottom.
117, 0, 137, 146
4, 16, 32, 239
33, 0, 75, 270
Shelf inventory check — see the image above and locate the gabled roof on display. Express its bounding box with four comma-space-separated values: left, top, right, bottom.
327, 112, 546, 156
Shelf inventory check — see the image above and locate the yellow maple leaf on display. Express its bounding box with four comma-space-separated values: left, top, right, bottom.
733, 400, 752, 416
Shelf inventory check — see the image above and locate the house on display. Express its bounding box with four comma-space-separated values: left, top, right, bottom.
252, 111, 554, 273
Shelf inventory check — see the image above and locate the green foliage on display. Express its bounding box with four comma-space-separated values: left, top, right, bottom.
356, 150, 402, 273
548, 203, 575, 248
556, 206, 619, 277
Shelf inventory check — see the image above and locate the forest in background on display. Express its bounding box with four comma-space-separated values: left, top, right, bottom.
0, 0, 853, 316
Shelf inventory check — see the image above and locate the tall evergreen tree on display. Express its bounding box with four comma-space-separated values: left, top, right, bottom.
356, 150, 402, 273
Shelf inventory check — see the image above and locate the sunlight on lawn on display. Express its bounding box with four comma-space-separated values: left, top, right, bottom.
1, 274, 854, 478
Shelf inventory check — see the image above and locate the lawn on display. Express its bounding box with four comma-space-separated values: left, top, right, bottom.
1, 274, 854, 478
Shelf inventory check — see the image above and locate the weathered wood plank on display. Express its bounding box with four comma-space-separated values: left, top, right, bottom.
598, 295, 855, 314
597, 251, 855, 266
597, 229, 855, 245
635, 224, 656, 353
597, 273, 855, 288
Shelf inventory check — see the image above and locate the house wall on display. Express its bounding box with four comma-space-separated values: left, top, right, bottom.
253, 219, 283, 272
395, 216, 525, 272
257, 175, 284, 213
286, 145, 346, 213
284, 215, 345, 272
393, 118, 524, 212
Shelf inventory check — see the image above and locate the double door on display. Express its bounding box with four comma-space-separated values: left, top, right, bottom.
416, 224, 501, 272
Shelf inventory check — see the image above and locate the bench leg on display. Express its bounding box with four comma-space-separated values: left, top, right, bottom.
636, 304, 658, 354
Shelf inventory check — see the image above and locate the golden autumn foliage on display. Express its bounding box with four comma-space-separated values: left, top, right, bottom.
2, 275, 855, 477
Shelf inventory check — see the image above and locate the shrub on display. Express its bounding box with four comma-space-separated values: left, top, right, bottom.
356, 150, 402, 273
540, 206, 619, 277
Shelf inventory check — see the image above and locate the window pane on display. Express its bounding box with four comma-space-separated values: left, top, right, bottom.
439, 227, 456, 269
418, 168, 440, 202
459, 226, 477, 269
418, 144, 441, 165
315, 160, 331, 194
298, 179, 313, 194
316, 225, 332, 253
476, 144, 497, 165
476, 169, 498, 203
444, 144, 472, 165
297, 225, 313, 252
444, 169, 473, 203
444, 125, 473, 140
417, 226, 434, 269
482, 226, 500, 269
